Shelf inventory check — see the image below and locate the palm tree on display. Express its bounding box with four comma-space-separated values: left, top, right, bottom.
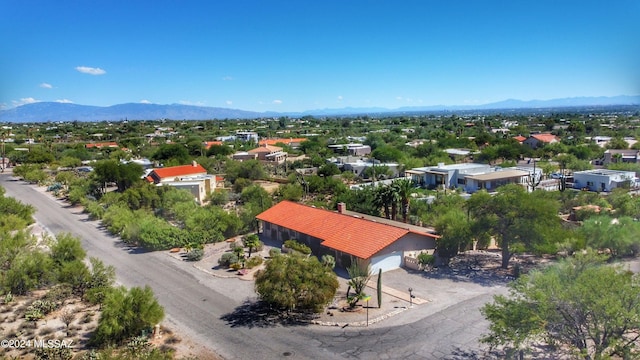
393, 178, 414, 223
243, 234, 261, 258
374, 185, 392, 219
389, 184, 401, 221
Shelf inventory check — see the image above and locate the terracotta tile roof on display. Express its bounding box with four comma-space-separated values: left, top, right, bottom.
85, 142, 119, 148
145, 176, 154, 182
151, 163, 207, 180
256, 201, 437, 260
203, 141, 223, 149
530, 133, 559, 143
248, 144, 282, 153
258, 138, 307, 146
513, 135, 527, 142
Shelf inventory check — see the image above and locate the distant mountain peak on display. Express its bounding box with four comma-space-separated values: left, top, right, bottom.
1, 95, 638, 122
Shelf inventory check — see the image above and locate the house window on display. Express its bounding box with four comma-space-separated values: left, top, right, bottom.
587, 181, 594, 186
457, 178, 465, 185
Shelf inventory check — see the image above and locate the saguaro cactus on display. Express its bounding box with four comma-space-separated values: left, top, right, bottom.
377, 268, 382, 308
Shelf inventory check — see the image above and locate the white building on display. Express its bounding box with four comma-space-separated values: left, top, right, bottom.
572, 169, 637, 192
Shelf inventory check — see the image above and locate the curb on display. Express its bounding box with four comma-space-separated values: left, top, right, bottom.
311, 306, 409, 327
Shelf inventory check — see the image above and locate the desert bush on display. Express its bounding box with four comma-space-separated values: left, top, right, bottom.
269, 248, 281, 257
245, 256, 263, 269
417, 252, 435, 267
283, 239, 311, 255
184, 248, 204, 262
218, 253, 238, 268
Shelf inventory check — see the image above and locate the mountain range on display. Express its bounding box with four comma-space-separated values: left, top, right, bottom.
1, 95, 639, 122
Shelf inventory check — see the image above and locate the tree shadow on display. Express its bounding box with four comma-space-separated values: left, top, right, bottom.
220, 300, 316, 328
446, 347, 497, 359
417, 266, 512, 287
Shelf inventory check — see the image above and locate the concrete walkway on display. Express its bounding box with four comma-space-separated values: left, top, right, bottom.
367, 279, 429, 305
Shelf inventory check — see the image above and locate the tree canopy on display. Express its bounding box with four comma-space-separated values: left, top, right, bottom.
254, 253, 339, 313
467, 185, 564, 268
481, 251, 640, 359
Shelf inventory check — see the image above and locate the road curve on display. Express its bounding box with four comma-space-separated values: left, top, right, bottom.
1, 173, 500, 359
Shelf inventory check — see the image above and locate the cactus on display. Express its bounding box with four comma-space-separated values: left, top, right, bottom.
377, 268, 382, 308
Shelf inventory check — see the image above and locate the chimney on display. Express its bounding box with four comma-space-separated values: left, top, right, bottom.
337, 202, 346, 214
437, 162, 445, 168
192, 160, 197, 167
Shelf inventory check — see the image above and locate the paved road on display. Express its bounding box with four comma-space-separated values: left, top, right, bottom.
1, 173, 503, 359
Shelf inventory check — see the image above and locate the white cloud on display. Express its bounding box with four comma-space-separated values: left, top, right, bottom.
272, 99, 282, 104
75, 66, 106, 75
140, 99, 152, 104
222, 76, 233, 81
39, 82, 53, 89
55, 99, 73, 103
12, 97, 40, 107
396, 96, 403, 101
337, 95, 343, 101
225, 100, 233, 105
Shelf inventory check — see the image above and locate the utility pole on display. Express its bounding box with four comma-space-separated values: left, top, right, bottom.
1, 133, 5, 171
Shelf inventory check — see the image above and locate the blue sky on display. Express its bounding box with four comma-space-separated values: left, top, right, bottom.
2, 0, 639, 112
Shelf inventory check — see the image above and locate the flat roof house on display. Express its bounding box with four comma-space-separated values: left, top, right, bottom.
407, 163, 542, 193
573, 169, 637, 192
464, 169, 530, 193
406, 163, 491, 190
602, 149, 639, 165
256, 201, 438, 273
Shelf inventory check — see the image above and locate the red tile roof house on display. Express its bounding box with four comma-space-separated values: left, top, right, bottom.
145, 161, 217, 204
85, 142, 119, 149
523, 133, 560, 149
256, 201, 439, 273
248, 144, 287, 163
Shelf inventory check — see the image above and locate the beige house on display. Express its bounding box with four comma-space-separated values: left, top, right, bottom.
248, 144, 287, 163
145, 161, 217, 204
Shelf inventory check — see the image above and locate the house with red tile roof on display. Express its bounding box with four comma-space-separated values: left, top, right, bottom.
258, 138, 307, 148
85, 142, 119, 149
145, 161, 217, 204
256, 201, 438, 273
513, 135, 527, 143
203, 141, 223, 149
247, 144, 287, 163
523, 133, 560, 149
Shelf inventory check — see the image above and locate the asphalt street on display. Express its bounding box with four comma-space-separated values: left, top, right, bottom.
1, 173, 505, 359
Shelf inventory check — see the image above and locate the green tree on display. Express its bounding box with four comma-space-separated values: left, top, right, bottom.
3, 251, 56, 295
151, 144, 191, 165
243, 234, 261, 258
50, 233, 86, 266
467, 185, 562, 269
393, 178, 414, 223
606, 137, 629, 149
346, 261, 372, 308
481, 251, 640, 359
254, 254, 339, 313
91, 285, 165, 346
579, 215, 640, 257
371, 145, 404, 163
433, 208, 472, 265
84, 257, 116, 305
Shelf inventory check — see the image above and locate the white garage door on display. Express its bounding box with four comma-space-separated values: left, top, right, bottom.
370, 251, 402, 273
